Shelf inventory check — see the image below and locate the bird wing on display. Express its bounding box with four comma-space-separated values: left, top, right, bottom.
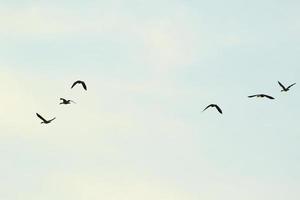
202, 104, 212, 112
81, 81, 87, 90
49, 117, 56, 122
287, 83, 296, 89
60, 98, 66, 101
215, 105, 223, 114
36, 113, 47, 122
263, 94, 275, 99
248, 95, 257, 98
71, 80, 87, 90
71, 81, 80, 89
278, 81, 286, 90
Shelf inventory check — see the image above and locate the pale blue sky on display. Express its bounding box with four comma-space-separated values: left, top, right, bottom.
0, 1, 300, 199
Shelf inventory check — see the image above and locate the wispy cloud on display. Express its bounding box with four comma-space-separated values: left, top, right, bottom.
0, 3, 248, 72
1, 1, 300, 200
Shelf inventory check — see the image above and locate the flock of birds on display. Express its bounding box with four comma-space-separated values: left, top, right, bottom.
36, 80, 295, 124
202, 81, 296, 114
36, 80, 87, 124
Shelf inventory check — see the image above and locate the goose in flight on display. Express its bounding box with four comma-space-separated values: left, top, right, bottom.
248, 94, 275, 99
59, 98, 76, 105
203, 104, 223, 114
71, 80, 87, 91
278, 81, 296, 92
36, 113, 56, 124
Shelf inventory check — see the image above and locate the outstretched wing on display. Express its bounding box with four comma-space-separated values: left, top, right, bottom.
287, 83, 296, 89
60, 98, 66, 101
36, 113, 47, 122
214, 105, 223, 114
278, 81, 286, 90
71, 80, 87, 90
202, 104, 212, 112
248, 95, 257, 98
263, 94, 275, 99
71, 81, 80, 89
49, 117, 56, 122
80, 81, 87, 90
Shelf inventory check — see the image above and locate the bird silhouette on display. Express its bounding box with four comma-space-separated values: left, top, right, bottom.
71, 80, 87, 91
36, 113, 56, 124
248, 94, 275, 99
59, 98, 76, 105
203, 104, 223, 114
278, 81, 296, 92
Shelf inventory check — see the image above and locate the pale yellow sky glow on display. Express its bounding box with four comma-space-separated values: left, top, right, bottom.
1, 1, 300, 200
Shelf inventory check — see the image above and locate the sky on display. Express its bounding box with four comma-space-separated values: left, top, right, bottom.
0, 0, 300, 199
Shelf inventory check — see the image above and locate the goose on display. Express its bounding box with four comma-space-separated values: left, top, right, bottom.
36, 113, 56, 124
248, 94, 275, 99
60, 98, 76, 105
203, 104, 223, 114
278, 81, 296, 92
71, 80, 87, 91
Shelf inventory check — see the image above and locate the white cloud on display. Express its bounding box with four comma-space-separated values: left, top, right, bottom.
0, 66, 194, 144
1, 3, 300, 200
0, 3, 246, 74
0, 68, 38, 135
31, 172, 198, 200
3, 167, 299, 200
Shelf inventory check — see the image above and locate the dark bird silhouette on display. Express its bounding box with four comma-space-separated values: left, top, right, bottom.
60, 98, 76, 105
278, 81, 296, 92
36, 113, 56, 124
248, 94, 275, 99
71, 80, 87, 91
203, 104, 223, 114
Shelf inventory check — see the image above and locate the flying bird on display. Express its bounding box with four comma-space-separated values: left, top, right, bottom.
36, 113, 56, 124
203, 104, 223, 114
59, 98, 76, 105
278, 81, 296, 92
71, 80, 87, 91
248, 94, 275, 99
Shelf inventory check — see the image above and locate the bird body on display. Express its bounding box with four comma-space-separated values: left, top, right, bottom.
36, 113, 56, 124
60, 98, 76, 105
278, 81, 296, 92
248, 94, 275, 99
71, 80, 87, 91
203, 104, 223, 114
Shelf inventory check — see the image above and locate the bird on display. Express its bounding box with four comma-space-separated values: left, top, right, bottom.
248, 94, 275, 99
59, 98, 76, 105
71, 80, 87, 91
36, 113, 56, 124
203, 104, 223, 114
278, 81, 296, 92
